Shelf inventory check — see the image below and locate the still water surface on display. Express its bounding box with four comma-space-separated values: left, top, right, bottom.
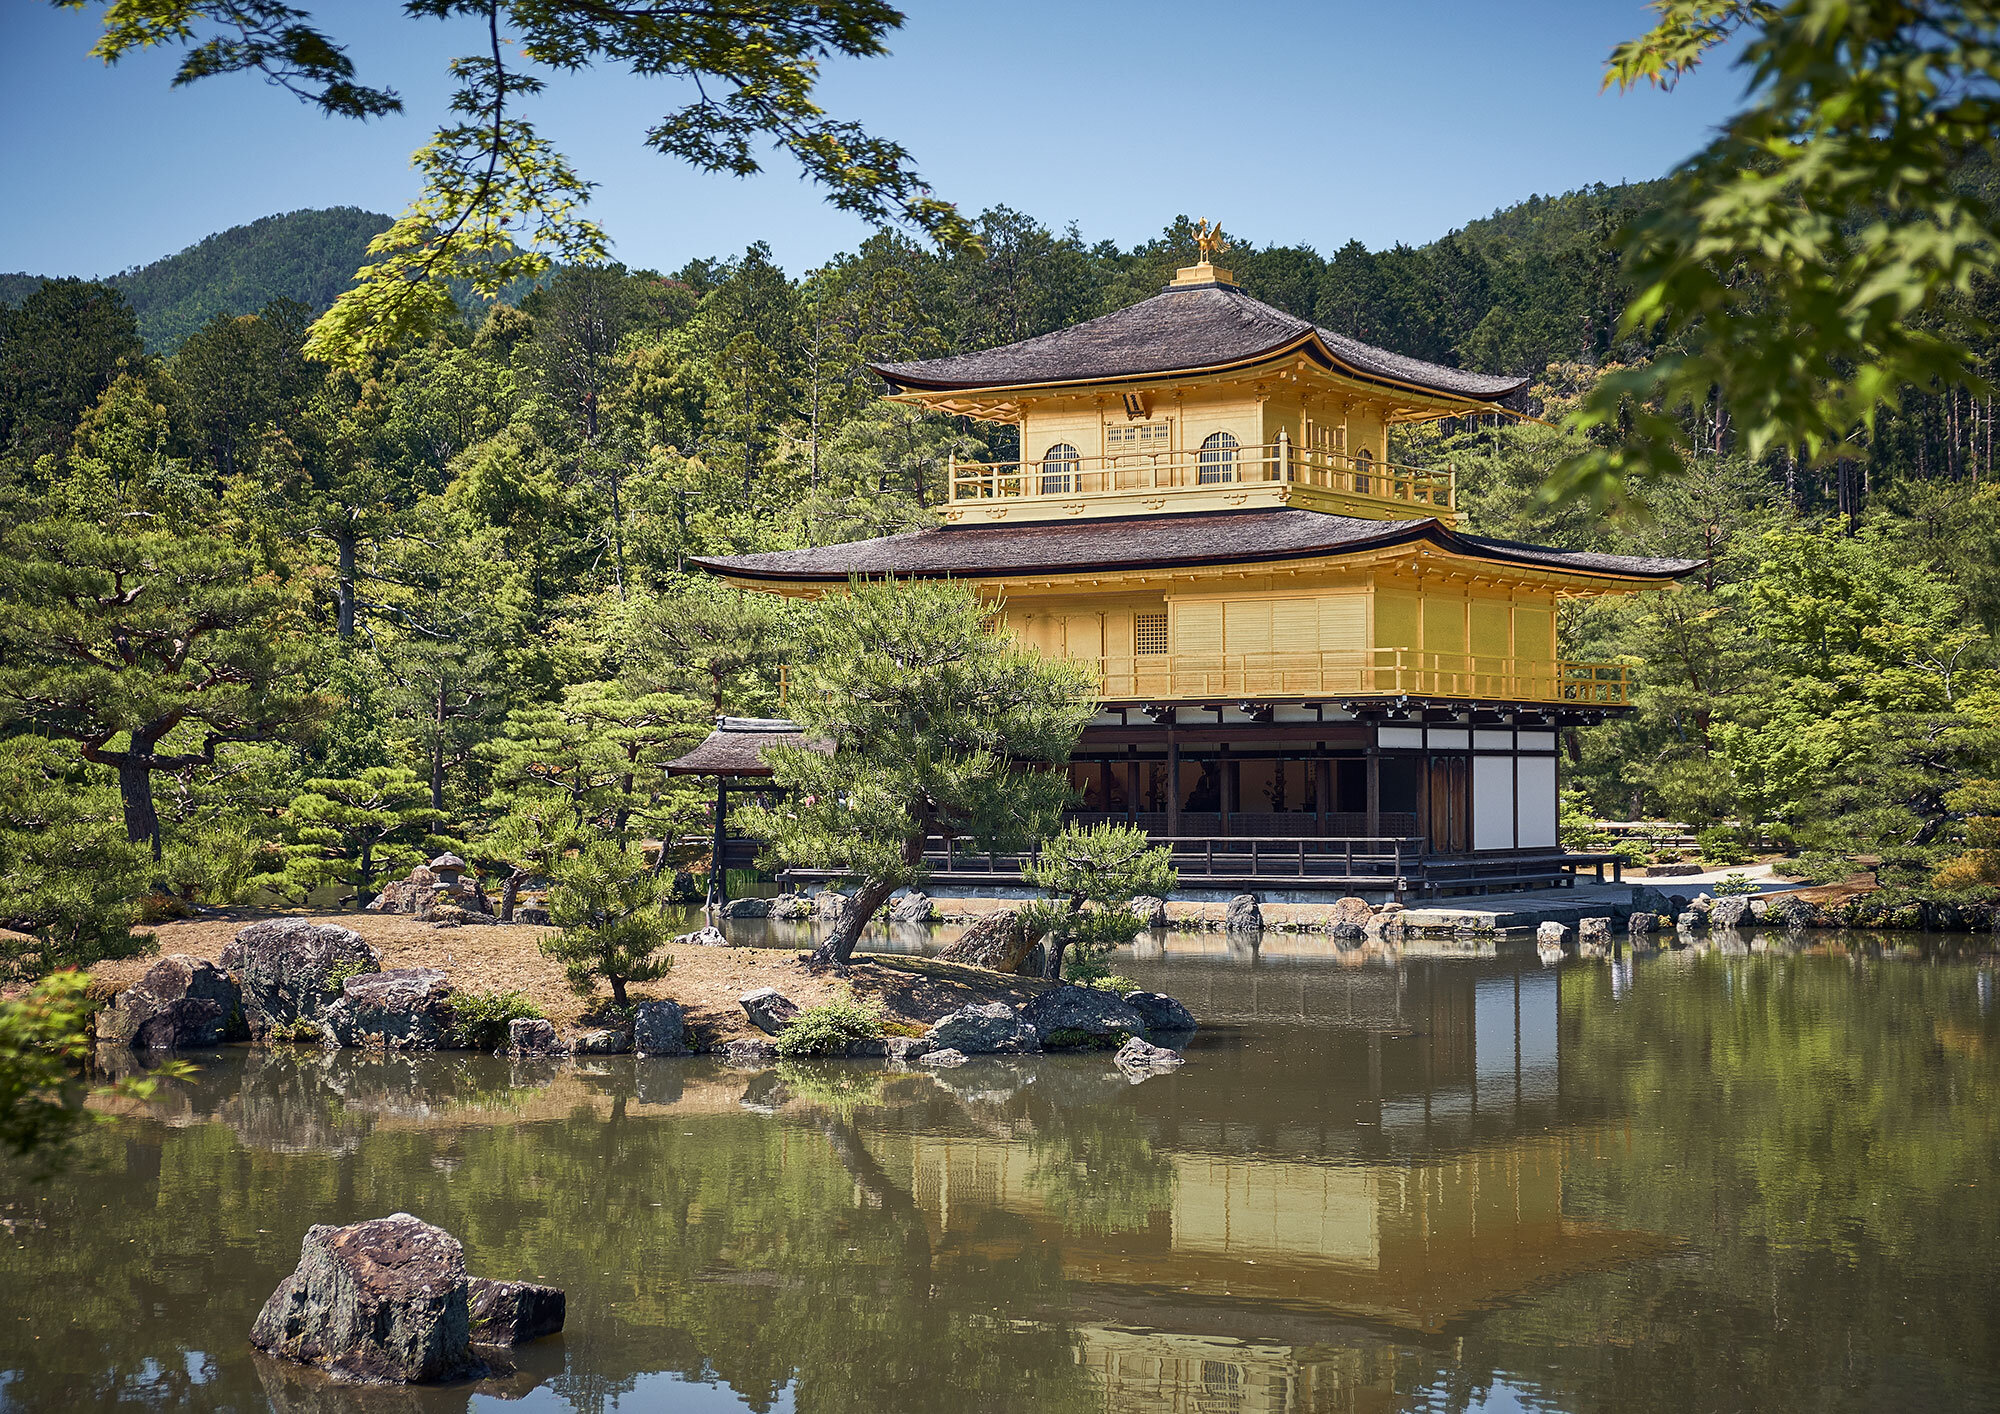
2, 935, 1997, 1413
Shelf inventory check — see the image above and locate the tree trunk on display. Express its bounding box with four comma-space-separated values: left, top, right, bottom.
358, 839, 374, 910
500, 870, 525, 923
811, 875, 898, 970
431, 684, 448, 812
610, 974, 629, 1009
336, 532, 358, 640
115, 757, 163, 861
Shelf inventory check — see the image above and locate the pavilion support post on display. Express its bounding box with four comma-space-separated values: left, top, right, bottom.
707, 779, 729, 909
1166, 732, 1181, 840
1365, 751, 1381, 840
1316, 756, 1332, 836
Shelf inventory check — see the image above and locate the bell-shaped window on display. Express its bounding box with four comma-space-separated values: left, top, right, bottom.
1039, 442, 1080, 495
1197, 431, 1238, 484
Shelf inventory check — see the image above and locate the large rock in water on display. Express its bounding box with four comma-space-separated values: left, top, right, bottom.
888, 891, 934, 924
466, 1279, 566, 1346
926, 1002, 1040, 1055
1019, 985, 1148, 1048
322, 969, 454, 1051
221, 920, 381, 1039
1226, 894, 1264, 932
934, 908, 1045, 973
96, 955, 244, 1050
250, 1213, 477, 1383
251, 1214, 566, 1384
1122, 991, 1197, 1034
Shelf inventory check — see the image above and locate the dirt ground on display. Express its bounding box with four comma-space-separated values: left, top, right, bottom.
85, 908, 1050, 1047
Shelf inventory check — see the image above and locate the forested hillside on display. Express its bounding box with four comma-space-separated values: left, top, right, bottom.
0, 187, 1995, 974
0, 208, 390, 350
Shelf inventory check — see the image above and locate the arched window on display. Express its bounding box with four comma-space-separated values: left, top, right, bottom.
1354, 447, 1373, 494
1197, 430, 1238, 484
1039, 442, 1079, 495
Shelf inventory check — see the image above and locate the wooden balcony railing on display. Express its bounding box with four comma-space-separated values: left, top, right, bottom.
948, 440, 1455, 518
1079, 647, 1630, 706
780, 651, 1630, 708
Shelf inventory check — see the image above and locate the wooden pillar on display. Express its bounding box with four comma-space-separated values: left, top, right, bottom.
707, 779, 729, 908
1166, 732, 1181, 838
1316, 754, 1332, 836
1222, 754, 1237, 835
1126, 757, 1141, 823
1418, 754, 1433, 855
1366, 750, 1381, 839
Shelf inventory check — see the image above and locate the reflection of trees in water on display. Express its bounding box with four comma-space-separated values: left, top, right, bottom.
1460, 955, 2000, 1414
1025, 1102, 1176, 1237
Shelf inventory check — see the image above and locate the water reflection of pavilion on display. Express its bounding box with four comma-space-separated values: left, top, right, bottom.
859, 958, 1652, 1412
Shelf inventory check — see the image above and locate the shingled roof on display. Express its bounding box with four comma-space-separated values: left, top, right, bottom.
664, 717, 819, 777
872, 281, 1527, 402
690, 509, 1702, 584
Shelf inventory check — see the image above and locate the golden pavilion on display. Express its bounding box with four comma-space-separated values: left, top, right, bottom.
692, 246, 1696, 896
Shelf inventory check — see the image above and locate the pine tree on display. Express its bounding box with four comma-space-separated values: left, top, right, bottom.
734, 577, 1096, 969
284, 767, 450, 908
542, 838, 674, 1007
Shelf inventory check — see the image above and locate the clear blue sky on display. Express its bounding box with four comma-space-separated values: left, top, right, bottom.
0, 2, 1748, 279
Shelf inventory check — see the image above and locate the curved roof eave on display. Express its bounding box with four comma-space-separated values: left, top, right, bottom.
870, 329, 1528, 407
689, 517, 1700, 587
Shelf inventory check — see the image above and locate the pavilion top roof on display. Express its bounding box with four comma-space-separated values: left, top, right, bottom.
872, 276, 1528, 404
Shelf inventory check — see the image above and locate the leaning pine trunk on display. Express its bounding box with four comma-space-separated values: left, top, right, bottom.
811, 876, 898, 970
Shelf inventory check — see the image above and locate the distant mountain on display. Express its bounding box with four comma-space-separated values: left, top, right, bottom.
0, 207, 391, 350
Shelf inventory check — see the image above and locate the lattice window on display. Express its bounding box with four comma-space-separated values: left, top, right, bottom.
1106, 421, 1171, 453
1039, 442, 1079, 495
1306, 419, 1345, 453
1134, 612, 1168, 656
1197, 430, 1238, 484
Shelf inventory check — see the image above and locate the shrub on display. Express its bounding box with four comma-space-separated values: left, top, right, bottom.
1759, 821, 1798, 852
1774, 852, 1852, 885
1712, 873, 1759, 896
772, 990, 882, 1058
444, 989, 544, 1051
267, 1017, 327, 1045
1696, 825, 1750, 865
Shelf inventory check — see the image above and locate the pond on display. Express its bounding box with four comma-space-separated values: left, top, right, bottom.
3, 934, 1998, 1412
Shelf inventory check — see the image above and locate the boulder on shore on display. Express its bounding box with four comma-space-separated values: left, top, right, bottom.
570, 1028, 632, 1056
1122, 991, 1197, 1034
633, 999, 688, 1056
933, 908, 1045, 974
719, 898, 771, 920
221, 920, 381, 1040
1128, 895, 1169, 929
1709, 895, 1754, 930
250, 1213, 563, 1384
96, 955, 244, 1050
739, 987, 799, 1035
927, 1001, 1040, 1055
918, 1047, 969, 1068
1020, 985, 1148, 1048
1225, 894, 1264, 932
769, 894, 813, 921
1325, 896, 1372, 942
367, 857, 494, 922
506, 1018, 566, 1057
322, 969, 454, 1051
888, 891, 934, 925
673, 925, 728, 949
1536, 921, 1570, 947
